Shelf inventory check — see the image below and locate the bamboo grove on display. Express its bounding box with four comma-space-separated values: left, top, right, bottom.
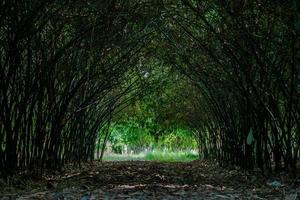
156, 0, 300, 173
0, 0, 159, 175
0, 0, 300, 176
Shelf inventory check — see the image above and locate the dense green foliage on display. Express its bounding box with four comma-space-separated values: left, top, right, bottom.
108, 120, 197, 153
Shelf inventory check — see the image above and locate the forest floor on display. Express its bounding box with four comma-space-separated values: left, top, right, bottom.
0, 160, 299, 200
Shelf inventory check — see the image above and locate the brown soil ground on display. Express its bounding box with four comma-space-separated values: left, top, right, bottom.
0, 160, 299, 199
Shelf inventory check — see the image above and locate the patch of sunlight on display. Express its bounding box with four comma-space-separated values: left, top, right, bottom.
102, 150, 198, 162
102, 153, 146, 161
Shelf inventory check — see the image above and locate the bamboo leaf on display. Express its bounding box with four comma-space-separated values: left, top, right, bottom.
246, 128, 254, 145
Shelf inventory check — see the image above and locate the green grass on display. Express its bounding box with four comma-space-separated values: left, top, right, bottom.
102, 150, 198, 162
102, 154, 144, 161
144, 150, 198, 162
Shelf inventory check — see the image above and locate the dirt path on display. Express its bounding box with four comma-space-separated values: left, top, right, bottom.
1, 160, 299, 199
